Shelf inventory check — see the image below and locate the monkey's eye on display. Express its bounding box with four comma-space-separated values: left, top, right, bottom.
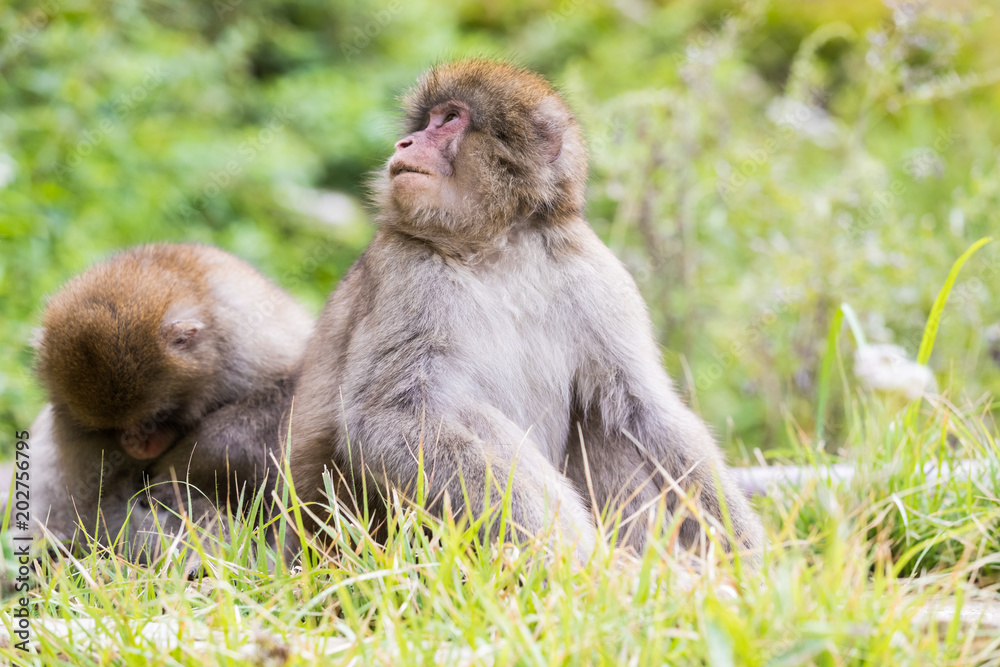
443, 111, 459, 124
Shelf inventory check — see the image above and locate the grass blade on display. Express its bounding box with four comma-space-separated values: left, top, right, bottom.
915, 237, 993, 366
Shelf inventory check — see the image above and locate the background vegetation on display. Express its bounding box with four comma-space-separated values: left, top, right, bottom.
2, 0, 999, 452
1, 0, 999, 664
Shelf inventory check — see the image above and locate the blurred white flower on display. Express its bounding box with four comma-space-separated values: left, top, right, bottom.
867, 30, 889, 47
769, 231, 792, 254
0, 154, 16, 189
863, 239, 887, 266
854, 344, 936, 400
813, 195, 831, 219
893, 6, 917, 28
749, 237, 770, 254
896, 286, 920, 304
903, 147, 945, 180
765, 97, 839, 148
948, 208, 965, 236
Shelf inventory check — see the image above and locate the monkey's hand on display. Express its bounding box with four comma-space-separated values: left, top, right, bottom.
122, 476, 227, 575
138, 474, 224, 533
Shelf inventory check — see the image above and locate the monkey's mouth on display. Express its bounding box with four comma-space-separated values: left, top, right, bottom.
118, 423, 179, 460
390, 163, 432, 178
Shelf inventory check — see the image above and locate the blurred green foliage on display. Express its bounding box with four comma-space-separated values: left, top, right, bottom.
2, 0, 999, 455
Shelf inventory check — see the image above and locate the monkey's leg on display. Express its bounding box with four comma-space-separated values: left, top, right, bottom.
566, 378, 763, 567
344, 404, 596, 562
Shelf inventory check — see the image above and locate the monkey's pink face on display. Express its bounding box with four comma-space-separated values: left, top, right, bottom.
388, 102, 470, 211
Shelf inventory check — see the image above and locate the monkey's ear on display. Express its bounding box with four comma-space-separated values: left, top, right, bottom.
161, 319, 204, 350
535, 96, 566, 164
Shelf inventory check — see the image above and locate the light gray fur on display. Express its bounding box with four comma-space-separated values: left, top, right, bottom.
290, 222, 764, 564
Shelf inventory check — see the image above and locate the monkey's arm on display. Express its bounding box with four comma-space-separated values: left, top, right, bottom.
334, 402, 596, 561
566, 251, 764, 565
124, 380, 294, 565
146, 377, 295, 512
568, 371, 764, 564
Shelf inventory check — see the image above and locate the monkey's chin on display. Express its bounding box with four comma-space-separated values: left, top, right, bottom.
120, 426, 176, 460
390, 176, 440, 205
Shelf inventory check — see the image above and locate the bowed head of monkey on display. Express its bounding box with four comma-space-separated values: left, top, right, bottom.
38, 252, 223, 461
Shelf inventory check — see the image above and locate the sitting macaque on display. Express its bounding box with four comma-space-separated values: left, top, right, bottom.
27, 243, 313, 562
287, 60, 764, 565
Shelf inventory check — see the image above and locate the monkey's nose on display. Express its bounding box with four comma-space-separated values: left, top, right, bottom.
395, 137, 414, 150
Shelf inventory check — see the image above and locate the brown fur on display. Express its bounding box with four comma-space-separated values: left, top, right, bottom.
39, 246, 220, 432
289, 60, 764, 565
30, 243, 313, 561
370, 60, 588, 257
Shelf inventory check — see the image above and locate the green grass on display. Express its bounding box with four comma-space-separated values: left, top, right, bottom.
2, 394, 998, 665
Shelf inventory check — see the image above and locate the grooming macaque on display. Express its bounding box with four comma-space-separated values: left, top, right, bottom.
289, 60, 764, 564
30, 243, 312, 561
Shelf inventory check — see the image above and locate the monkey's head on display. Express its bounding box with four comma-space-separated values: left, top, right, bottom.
35, 251, 223, 460
374, 59, 588, 251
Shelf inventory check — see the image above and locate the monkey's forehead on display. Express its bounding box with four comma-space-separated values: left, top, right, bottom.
41, 339, 165, 430
402, 59, 560, 135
